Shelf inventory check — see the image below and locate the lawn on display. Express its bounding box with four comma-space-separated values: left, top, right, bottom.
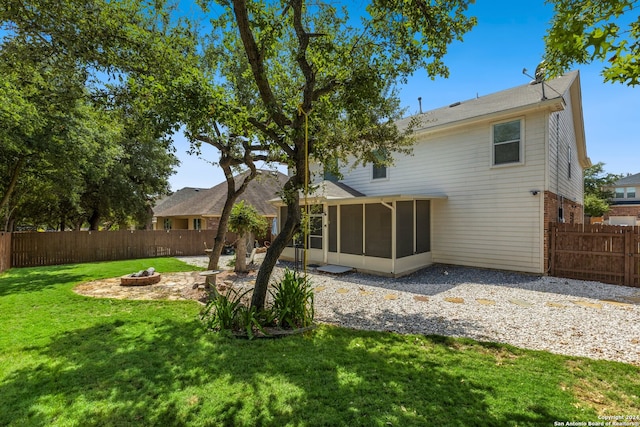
0, 259, 638, 426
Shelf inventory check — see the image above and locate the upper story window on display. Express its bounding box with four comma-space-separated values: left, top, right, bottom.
492, 119, 523, 166
567, 146, 572, 179
372, 164, 387, 180
371, 149, 390, 180
627, 187, 636, 198
614, 187, 637, 199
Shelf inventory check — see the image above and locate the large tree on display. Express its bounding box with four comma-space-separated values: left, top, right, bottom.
190, 0, 476, 310
0, 0, 192, 230
3, 0, 476, 312
583, 162, 622, 217
544, 0, 640, 85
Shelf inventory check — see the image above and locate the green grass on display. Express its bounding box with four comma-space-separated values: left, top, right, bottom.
1, 259, 638, 426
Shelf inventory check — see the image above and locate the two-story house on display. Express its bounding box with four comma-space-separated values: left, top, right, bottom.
275, 71, 590, 276
605, 173, 640, 226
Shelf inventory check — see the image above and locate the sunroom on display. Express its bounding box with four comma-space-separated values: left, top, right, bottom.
273, 181, 447, 277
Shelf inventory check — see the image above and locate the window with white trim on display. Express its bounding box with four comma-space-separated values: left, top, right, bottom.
193, 218, 202, 230
372, 164, 387, 180
492, 119, 522, 165
627, 187, 636, 198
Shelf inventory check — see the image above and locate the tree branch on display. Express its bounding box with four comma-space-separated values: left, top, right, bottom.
231, 0, 292, 128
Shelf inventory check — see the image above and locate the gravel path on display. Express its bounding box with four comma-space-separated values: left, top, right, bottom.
177, 256, 640, 365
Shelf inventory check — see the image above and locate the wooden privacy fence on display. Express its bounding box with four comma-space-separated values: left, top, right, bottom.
0, 232, 11, 273
549, 223, 640, 287
11, 230, 216, 268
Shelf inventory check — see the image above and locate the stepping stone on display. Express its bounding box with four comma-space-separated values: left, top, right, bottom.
509, 299, 534, 308
444, 297, 464, 304
572, 301, 602, 309
314, 286, 327, 292
476, 298, 496, 306
384, 294, 398, 300
413, 295, 429, 302
336, 288, 349, 294
600, 299, 632, 307
359, 290, 374, 296
623, 296, 640, 304
546, 302, 567, 308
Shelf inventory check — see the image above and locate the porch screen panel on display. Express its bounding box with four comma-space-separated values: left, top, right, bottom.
396, 201, 414, 258
340, 204, 363, 255
328, 206, 337, 253
365, 204, 392, 259
416, 200, 431, 253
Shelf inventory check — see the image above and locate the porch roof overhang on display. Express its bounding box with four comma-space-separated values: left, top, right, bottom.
270, 193, 448, 207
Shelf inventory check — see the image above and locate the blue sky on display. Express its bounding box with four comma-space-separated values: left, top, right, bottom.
168, 0, 639, 191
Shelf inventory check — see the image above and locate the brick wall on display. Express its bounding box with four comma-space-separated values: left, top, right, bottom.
543, 191, 584, 273
543, 191, 584, 226
604, 204, 640, 220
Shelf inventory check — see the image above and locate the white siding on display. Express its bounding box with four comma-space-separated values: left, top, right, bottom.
547, 91, 584, 203
339, 111, 548, 273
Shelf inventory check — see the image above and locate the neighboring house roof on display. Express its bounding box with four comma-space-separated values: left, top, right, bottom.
613, 173, 640, 186
397, 70, 590, 168
152, 187, 211, 217
153, 170, 288, 217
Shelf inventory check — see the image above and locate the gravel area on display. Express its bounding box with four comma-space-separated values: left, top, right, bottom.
177, 256, 640, 365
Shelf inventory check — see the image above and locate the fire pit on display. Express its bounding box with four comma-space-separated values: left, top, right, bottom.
120, 267, 161, 286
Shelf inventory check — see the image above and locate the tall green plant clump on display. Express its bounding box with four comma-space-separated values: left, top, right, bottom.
269, 269, 314, 329
200, 268, 314, 338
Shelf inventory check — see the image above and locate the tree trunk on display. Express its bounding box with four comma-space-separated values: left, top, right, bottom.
208, 209, 232, 270
0, 156, 26, 214
88, 210, 101, 231
234, 233, 248, 273
251, 192, 301, 310
206, 163, 257, 270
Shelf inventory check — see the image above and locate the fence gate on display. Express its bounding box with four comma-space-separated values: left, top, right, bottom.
549, 223, 640, 287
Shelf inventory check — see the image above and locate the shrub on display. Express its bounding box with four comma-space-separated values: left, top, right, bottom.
200, 288, 251, 336
200, 268, 314, 338
269, 268, 314, 329
200, 288, 277, 339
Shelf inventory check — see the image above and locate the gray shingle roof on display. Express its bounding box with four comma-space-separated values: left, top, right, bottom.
397, 71, 579, 132
153, 170, 288, 217
614, 172, 640, 186
307, 180, 366, 199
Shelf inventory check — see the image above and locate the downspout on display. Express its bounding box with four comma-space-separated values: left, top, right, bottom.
556, 113, 562, 222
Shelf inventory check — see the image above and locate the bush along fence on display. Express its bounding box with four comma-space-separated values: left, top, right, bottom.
9, 230, 216, 269
549, 223, 640, 287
